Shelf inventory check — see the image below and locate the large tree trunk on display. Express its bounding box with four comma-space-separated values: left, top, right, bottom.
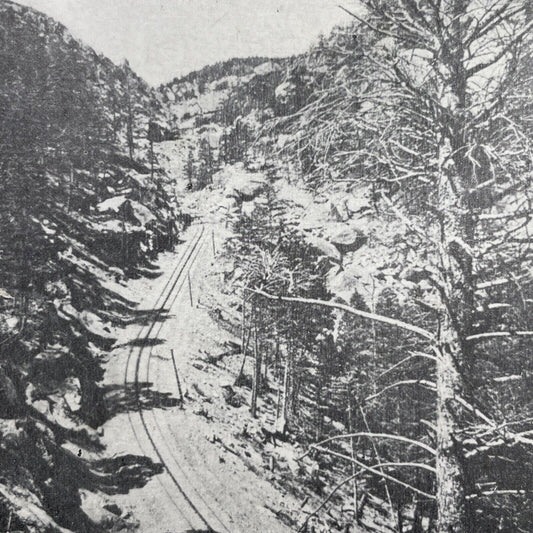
435, 161, 473, 532
436, 327, 468, 533
434, 4, 475, 526
435, 157, 472, 532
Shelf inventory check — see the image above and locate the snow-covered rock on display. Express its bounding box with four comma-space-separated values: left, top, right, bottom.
305, 234, 342, 263
327, 267, 363, 304
223, 170, 267, 201
275, 81, 296, 104
325, 223, 368, 254
55, 302, 116, 343
96, 195, 128, 213
345, 195, 372, 215
241, 201, 257, 217
0, 287, 13, 300
253, 61, 281, 76
129, 200, 157, 226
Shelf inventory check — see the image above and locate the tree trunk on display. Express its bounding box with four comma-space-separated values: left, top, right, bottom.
412, 501, 424, 533
435, 322, 468, 533
150, 139, 154, 182
435, 123, 475, 533
434, 4, 475, 520
281, 341, 294, 432
250, 317, 261, 417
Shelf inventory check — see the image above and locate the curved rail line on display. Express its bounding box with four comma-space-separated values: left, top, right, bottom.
144, 250, 235, 533
122, 225, 230, 532
122, 226, 205, 529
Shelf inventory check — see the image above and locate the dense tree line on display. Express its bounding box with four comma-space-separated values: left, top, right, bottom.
225, 2, 533, 532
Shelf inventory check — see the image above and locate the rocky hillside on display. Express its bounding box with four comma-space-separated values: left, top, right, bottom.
161, 11, 533, 533
0, 1, 186, 530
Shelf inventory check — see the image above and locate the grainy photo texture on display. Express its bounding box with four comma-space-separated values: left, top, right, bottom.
0, 1, 532, 532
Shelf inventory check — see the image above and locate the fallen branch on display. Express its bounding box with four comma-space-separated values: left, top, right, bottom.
313, 446, 435, 500
247, 288, 434, 340
299, 432, 436, 458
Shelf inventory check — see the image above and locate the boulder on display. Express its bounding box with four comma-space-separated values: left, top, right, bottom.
326, 224, 368, 254
305, 234, 342, 263
345, 195, 372, 216
253, 61, 281, 76
225, 172, 267, 202
241, 201, 256, 217
0, 287, 14, 300
129, 200, 157, 226
96, 195, 128, 214
274, 81, 296, 104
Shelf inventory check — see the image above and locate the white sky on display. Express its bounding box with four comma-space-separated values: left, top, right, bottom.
17, 0, 352, 85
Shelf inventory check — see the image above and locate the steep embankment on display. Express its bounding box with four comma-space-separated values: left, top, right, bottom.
0, 1, 185, 530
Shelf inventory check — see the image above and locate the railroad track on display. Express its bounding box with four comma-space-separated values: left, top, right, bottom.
123, 225, 231, 533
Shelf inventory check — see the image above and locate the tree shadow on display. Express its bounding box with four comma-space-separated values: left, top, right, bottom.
106, 307, 172, 327
29, 426, 166, 533
104, 382, 181, 420
131, 266, 164, 279
88, 453, 165, 495
183, 530, 222, 533
126, 337, 166, 347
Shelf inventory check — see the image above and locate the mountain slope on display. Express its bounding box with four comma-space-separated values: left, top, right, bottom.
0, 2, 185, 531
161, 13, 533, 533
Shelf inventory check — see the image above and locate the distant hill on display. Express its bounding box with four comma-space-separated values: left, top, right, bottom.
160, 56, 272, 98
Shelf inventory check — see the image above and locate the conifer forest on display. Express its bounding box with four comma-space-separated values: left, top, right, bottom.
0, 1, 532, 532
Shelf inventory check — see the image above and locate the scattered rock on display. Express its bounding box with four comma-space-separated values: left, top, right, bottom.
103, 503, 122, 516
327, 225, 368, 255
221, 385, 245, 408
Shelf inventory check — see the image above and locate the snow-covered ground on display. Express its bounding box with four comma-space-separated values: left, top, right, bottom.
93, 224, 298, 532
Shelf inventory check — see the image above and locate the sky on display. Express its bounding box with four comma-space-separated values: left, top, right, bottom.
17, 0, 353, 86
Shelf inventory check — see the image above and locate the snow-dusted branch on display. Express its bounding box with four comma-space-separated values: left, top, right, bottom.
246, 288, 435, 340
299, 432, 436, 457
313, 446, 435, 499
375, 351, 437, 381
466, 330, 533, 342
467, 489, 532, 500
365, 379, 436, 403
467, 19, 533, 77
